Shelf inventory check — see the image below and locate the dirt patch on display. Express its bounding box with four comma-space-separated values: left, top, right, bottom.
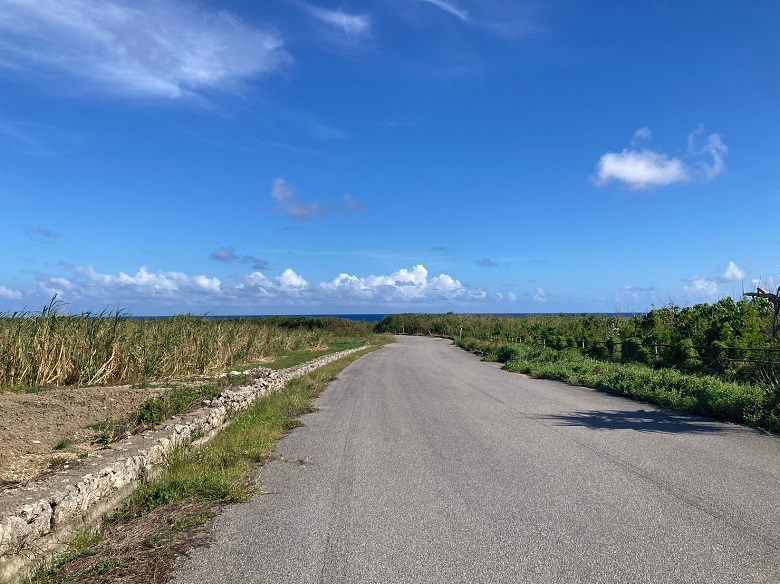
0, 384, 168, 489
36, 499, 221, 584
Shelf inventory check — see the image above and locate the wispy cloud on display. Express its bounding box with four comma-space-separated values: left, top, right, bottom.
0, 119, 37, 151
593, 126, 727, 190
25, 227, 59, 240
209, 246, 269, 271
270, 177, 366, 221
420, 0, 469, 22
477, 257, 498, 268
298, 2, 372, 36
0, 0, 289, 98
688, 125, 728, 181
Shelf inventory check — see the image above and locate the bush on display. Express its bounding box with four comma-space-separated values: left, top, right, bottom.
497, 341, 777, 433
621, 337, 650, 365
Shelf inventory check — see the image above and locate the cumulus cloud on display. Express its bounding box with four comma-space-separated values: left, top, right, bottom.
420, 0, 469, 21
0, 285, 23, 300
0, 0, 288, 98
615, 285, 657, 306
721, 261, 745, 282
271, 177, 366, 221
593, 126, 727, 190
683, 276, 719, 300
12, 263, 486, 311
534, 287, 548, 302
593, 150, 690, 190
277, 268, 308, 288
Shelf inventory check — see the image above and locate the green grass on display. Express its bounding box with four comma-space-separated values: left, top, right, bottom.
30, 343, 387, 583
131, 351, 366, 509
54, 438, 74, 451
489, 342, 779, 433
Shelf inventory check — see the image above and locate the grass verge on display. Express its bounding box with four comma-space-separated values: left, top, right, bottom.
30, 344, 385, 584
463, 339, 780, 433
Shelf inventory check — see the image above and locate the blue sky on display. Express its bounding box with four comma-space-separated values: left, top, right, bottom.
1, 0, 779, 315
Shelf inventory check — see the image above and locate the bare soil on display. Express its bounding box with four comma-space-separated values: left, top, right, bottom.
0, 384, 167, 489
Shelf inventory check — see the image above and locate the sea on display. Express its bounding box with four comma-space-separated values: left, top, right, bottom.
132, 312, 641, 322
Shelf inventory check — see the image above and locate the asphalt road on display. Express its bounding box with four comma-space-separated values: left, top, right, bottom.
173, 336, 780, 583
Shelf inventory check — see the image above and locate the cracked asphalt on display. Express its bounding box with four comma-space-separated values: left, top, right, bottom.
172, 336, 780, 583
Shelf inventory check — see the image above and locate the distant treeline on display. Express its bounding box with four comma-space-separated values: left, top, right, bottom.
374, 297, 779, 382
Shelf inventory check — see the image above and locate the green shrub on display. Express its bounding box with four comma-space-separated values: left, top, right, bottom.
621, 337, 650, 365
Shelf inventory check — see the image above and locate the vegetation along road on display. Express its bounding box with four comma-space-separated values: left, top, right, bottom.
173, 336, 780, 583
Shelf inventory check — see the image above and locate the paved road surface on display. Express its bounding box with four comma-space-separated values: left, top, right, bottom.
173, 336, 780, 583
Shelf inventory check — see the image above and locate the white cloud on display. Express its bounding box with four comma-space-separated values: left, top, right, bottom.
277, 268, 308, 288
593, 126, 727, 190
10, 263, 486, 311
534, 287, 548, 302
683, 276, 719, 300
688, 125, 728, 181
40, 266, 223, 302
721, 261, 745, 282
300, 3, 371, 36
594, 150, 690, 190
420, 0, 469, 22
615, 285, 657, 306
0, 0, 288, 98
391, 264, 429, 286
0, 285, 23, 300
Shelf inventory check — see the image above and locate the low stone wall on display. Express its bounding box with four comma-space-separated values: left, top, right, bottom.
0, 347, 365, 584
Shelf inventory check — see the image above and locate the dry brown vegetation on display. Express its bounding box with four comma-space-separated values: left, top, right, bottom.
0, 300, 372, 390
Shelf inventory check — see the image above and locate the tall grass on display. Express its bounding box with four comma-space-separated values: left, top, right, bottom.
0, 299, 375, 390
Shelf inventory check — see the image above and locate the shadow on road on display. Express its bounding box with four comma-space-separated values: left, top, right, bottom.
539, 408, 735, 434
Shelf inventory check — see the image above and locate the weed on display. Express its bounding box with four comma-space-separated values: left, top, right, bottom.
54, 438, 73, 451
90, 419, 124, 446
47, 457, 68, 470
